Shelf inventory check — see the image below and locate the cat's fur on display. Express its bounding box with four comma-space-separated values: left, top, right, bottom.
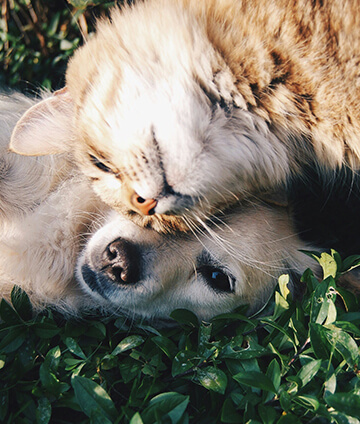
10, 0, 360, 233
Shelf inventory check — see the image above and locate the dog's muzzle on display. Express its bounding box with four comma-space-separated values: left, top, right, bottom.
81, 238, 141, 298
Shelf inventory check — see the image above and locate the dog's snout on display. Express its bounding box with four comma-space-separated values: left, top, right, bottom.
131, 192, 157, 216
101, 239, 140, 284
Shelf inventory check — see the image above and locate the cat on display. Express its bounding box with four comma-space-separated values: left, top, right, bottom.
9, 0, 360, 234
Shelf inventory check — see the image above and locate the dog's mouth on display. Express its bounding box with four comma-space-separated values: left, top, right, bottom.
80, 264, 114, 299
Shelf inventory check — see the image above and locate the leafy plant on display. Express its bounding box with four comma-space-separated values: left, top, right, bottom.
0, 0, 116, 91
1, 251, 360, 423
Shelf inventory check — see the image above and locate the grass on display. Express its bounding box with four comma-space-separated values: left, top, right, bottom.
1, 251, 360, 423
1, 1, 360, 423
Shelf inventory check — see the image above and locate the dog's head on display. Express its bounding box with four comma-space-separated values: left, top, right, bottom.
9, 1, 290, 233
76, 201, 315, 321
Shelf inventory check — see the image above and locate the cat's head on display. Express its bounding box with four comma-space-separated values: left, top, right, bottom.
10, 1, 290, 232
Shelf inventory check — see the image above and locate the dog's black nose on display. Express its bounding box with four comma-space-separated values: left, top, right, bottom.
101, 239, 140, 284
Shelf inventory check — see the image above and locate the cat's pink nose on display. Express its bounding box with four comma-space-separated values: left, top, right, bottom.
131, 193, 157, 215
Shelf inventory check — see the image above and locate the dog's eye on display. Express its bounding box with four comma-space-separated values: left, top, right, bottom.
199, 266, 235, 293
89, 154, 113, 173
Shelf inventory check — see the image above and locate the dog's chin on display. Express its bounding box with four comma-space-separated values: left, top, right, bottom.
80, 264, 114, 300
77, 264, 177, 326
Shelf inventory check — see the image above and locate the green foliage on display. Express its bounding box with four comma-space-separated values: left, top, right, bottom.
0, 0, 117, 90
0, 251, 360, 423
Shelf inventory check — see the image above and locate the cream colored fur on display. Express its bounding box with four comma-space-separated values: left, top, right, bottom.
1, 93, 318, 319
0, 92, 103, 312
77, 203, 316, 320
9, 0, 360, 233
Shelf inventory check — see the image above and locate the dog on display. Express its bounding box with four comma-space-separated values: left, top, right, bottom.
1, 91, 320, 320
9, 0, 360, 234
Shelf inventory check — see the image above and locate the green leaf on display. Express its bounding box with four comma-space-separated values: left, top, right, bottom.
331, 411, 360, 424
272, 291, 290, 320
297, 359, 322, 387
36, 397, 51, 424
260, 317, 297, 347
71, 376, 118, 421
331, 249, 343, 272
220, 337, 269, 360
172, 350, 197, 377
341, 255, 360, 273
336, 288, 359, 313
307, 251, 338, 279
100, 354, 118, 371
264, 359, 281, 402
39, 367, 61, 396
0, 327, 26, 353
324, 326, 360, 367
326, 393, 360, 419
233, 371, 276, 393
64, 337, 87, 360
221, 398, 242, 423
197, 366, 228, 394
310, 278, 337, 324
111, 335, 145, 355
198, 322, 213, 356
142, 392, 189, 424
152, 336, 177, 358
258, 404, 278, 424
324, 373, 337, 397
64, 358, 85, 371
333, 321, 360, 337
45, 346, 61, 370
279, 391, 292, 412
40, 347, 68, 397
47, 12, 61, 36
33, 319, 60, 338
309, 323, 331, 359
279, 274, 292, 300
292, 394, 320, 411
0, 298, 21, 324
129, 412, 144, 424
170, 309, 199, 327
118, 357, 142, 384
10, 286, 33, 321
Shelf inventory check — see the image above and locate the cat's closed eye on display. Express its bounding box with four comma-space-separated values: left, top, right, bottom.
89, 154, 113, 173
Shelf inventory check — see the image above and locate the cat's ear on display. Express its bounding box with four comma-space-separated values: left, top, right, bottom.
10, 87, 75, 156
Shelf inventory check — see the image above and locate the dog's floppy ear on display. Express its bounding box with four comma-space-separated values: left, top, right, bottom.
10, 87, 74, 156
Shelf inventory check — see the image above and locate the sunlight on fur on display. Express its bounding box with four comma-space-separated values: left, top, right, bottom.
10, 0, 360, 234
1, 92, 319, 320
